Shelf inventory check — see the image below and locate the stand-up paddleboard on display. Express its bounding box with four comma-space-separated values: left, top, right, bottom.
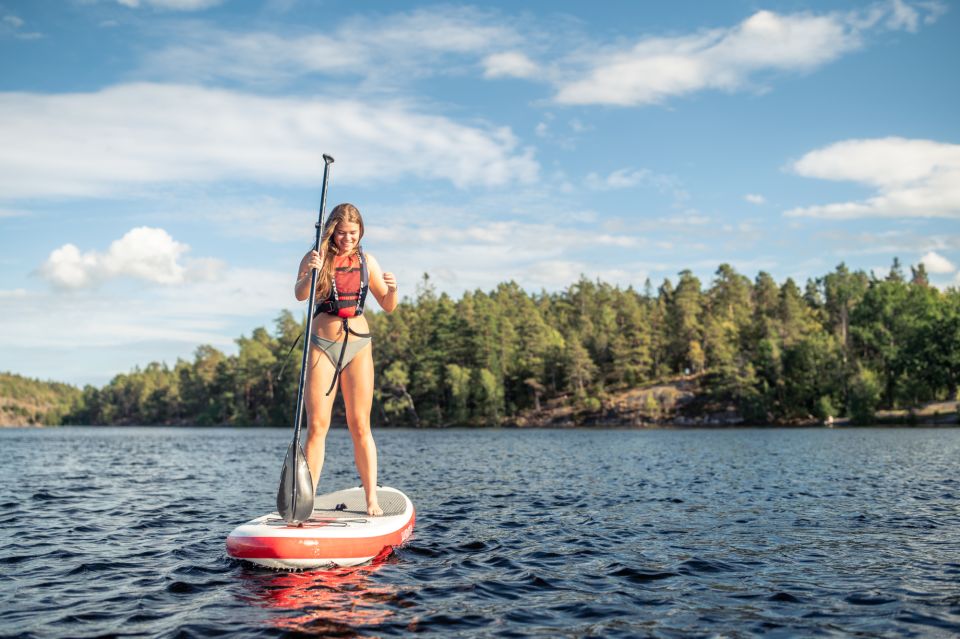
227, 486, 415, 570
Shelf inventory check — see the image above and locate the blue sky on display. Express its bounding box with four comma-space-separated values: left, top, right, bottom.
1, 0, 958, 386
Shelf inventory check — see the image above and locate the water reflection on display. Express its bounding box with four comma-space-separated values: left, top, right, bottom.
239, 549, 403, 635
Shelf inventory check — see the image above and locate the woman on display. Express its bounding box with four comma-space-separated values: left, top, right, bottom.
294, 203, 398, 516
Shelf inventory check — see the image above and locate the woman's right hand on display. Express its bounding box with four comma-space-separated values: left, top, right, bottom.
305, 250, 323, 273
296, 250, 324, 299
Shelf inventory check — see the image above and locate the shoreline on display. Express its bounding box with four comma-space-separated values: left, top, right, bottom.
3, 375, 956, 429
4, 420, 958, 430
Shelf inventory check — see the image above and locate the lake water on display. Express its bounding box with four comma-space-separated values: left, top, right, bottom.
1, 426, 959, 638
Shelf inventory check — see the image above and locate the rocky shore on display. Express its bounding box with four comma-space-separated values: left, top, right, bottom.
508, 376, 959, 428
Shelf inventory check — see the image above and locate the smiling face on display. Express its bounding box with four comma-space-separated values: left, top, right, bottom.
333, 221, 361, 254
323, 203, 365, 256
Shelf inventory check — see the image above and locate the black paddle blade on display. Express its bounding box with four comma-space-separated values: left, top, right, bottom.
276, 441, 314, 524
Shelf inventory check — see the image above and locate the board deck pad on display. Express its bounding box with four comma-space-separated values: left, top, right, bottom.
311, 488, 407, 517
258, 488, 407, 528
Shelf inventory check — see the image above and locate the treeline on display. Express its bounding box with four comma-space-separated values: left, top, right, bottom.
0, 372, 82, 426
59, 260, 959, 427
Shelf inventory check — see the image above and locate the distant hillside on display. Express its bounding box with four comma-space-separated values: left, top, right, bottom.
0, 372, 82, 426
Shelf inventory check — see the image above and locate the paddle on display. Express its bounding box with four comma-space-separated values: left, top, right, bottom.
277, 153, 335, 525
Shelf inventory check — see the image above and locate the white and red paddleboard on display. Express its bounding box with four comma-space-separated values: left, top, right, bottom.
227, 486, 415, 570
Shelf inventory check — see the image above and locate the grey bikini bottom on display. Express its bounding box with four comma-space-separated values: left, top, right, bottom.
310, 334, 371, 369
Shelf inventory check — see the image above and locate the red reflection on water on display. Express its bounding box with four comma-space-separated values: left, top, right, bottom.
242, 548, 403, 636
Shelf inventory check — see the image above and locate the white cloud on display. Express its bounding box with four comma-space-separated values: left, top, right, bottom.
664, 213, 711, 226
41, 244, 100, 288
745, 193, 766, 205
1, 12, 40, 39
784, 137, 960, 219
164, 195, 651, 291
887, 0, 923, 30
202, 200, 316, 244
0, 83, 538, 199
876, 0, 947, 31
39, 227, 221, 289
140, 7, 519, 85
0, 267, 290, 352
524, 260, 589, 288
919, 250, 956, 274
0, 264, 296, 385
553, 2, 941, 106
522, 261, 650, 291
587, 169, 649, 190
583, 170, 618, 190
813, 229, 960, 258
392, 219, 638, 250
117, 0, 224, 10
585, 168, 686, 200
483, 51, 539, 78
363, 216, 646, 293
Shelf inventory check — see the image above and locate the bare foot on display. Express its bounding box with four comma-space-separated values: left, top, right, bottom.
367, 501, 383, 516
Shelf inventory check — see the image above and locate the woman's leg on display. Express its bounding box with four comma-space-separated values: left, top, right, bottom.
339, 342, 382, 516
304, 343, 338, 495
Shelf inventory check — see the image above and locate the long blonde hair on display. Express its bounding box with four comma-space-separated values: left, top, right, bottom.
316, 203, 364, 299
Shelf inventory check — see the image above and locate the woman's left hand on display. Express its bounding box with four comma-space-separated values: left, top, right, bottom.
383, 272, 397, 292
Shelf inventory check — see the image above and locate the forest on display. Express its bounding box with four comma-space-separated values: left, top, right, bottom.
24, 260, 960, 427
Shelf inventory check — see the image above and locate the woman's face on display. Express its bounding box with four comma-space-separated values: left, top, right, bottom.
333, 221, 361, 254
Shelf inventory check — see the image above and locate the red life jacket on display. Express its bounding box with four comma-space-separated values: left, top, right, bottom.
314, 251, 368, 319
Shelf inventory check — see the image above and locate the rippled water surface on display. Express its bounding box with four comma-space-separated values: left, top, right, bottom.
2, 426, 959, 638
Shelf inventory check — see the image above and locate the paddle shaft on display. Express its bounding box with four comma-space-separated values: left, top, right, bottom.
292, 153, 335, 447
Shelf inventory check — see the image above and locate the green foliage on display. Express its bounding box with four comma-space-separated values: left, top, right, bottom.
10, 258, 954, 427
472, 368, 503, 426
444, 363, 472, 424
381, 361, 418, 426
667, 270, 704, 373
780, 333, 842, 420
579, 396, 602, 412
815, 395, 837, 422
848, 367, 882, 425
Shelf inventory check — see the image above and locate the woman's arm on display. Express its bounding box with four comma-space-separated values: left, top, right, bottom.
365, 252, 398, 313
